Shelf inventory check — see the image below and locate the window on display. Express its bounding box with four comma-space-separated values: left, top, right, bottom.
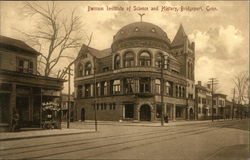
182, 87, 185, 98
202, 98, 206, 104
176, 86, 178, 97
18, 59, 33, 73
139, 77, 150, 93
179, 86, 182, 97
96, 83, 100, 96
77, 64, 83, 77
113, 103, 116, 110
114, 55, 120, 69
124, 78, 134, 94
112, 80, 120, 95
77, 85, 83, 98
124, 52, 134, 67
85, 62, 92, 76
155, 53, 162, 68
100, 81, 108, 96
165, 81, 171, 95
139, 51, 151, 66
202, 108, 206, 114
164, 59, 170, 69
213, 100, 216, 105
155, 79, 161, 94
85, 84, 91, 97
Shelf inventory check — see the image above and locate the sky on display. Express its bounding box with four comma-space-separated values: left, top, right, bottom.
0, 1, 249, 99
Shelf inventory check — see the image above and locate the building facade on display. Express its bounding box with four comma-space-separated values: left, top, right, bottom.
195, 81, 212, 120
74, 21, 195, 122
0, 36, 64, 131
213, 93, 227, 119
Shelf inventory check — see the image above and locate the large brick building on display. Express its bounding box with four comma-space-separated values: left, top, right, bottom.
74, 21, 195, 122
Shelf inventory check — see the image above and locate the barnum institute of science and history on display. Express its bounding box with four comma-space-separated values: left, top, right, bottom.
0, 20, 243, 131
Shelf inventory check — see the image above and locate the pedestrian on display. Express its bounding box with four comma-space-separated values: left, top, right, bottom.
11, 108, 20, 132
164, 114, 168, 123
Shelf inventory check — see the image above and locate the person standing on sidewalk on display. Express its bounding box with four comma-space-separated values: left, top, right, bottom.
11, 108, 20, 132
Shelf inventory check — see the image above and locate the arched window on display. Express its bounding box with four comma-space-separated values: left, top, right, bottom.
155, 79, 161, 94
114, 55, 120, 69
124, 52, 134, 67
182, 87, 185, 98
85, 62, 92, 76
165, 81, 171, 95
77, 64, 83, 77
155, 53, 162, 68
139, 51, 151, 66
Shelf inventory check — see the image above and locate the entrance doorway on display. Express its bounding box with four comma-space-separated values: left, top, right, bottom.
16, 96, 29, 122
189, 108, 194, 120
176, 106, 185, 119
0, 94, 10, 123
81, 108, 85, 121
125, 104, 134, 119
140, 104, 151, 121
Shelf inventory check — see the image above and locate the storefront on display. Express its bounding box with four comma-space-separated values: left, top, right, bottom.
0, 70, 64, 131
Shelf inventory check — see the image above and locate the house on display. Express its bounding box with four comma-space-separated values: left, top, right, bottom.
0, 35, 64, 131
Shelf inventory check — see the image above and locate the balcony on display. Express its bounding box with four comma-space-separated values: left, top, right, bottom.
135, 92, 154, 98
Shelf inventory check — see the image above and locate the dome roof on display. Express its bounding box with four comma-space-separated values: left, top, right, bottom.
113, 22, 170, 44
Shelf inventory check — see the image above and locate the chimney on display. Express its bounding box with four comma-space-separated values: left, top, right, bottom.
198, 81, 202, 86
207, 84, 211, 89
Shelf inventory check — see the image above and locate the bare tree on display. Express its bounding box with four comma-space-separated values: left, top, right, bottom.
233, 71, 249, 105
18, 2, 86, 78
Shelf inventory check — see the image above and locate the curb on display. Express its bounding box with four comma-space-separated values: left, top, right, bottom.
0, 130, 96, 142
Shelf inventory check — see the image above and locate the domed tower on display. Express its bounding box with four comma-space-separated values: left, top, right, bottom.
111, 21, 173, 70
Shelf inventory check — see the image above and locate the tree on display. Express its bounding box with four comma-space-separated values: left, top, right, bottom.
18, 2, 86, 78
233, 71, 249, 119
233, 71, 249, 105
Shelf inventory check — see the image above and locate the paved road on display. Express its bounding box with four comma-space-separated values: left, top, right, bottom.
0, 119, 248, 160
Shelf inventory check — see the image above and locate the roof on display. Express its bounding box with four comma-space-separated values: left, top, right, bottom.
0, 35, 39, 55
171, 24, 190, 47
214, 93, 227, 98
195, 84, 209, 91
113, 22, 171, 44
79, 44, 111, 59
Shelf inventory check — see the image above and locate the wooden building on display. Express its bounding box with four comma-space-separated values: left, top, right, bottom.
0, 36, 64, 131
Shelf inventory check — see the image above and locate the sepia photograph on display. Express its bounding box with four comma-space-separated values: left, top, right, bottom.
0, 1, 249, 159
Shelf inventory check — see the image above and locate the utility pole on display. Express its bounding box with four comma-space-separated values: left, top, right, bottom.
232, 88, 235, 120
67, 66, 72, 129
94, 57, 98, 131
160, 54, 165, 126
208, 78, 219, 122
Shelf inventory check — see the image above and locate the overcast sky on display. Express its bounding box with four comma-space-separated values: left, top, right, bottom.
0, 1, 249, 99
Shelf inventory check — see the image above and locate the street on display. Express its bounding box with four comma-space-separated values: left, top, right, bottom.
0, 119, 248, 160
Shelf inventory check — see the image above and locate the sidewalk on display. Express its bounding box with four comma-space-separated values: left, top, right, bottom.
0, 128, 95, 141
0, 119, 238, 141
72, 118, 235, 127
